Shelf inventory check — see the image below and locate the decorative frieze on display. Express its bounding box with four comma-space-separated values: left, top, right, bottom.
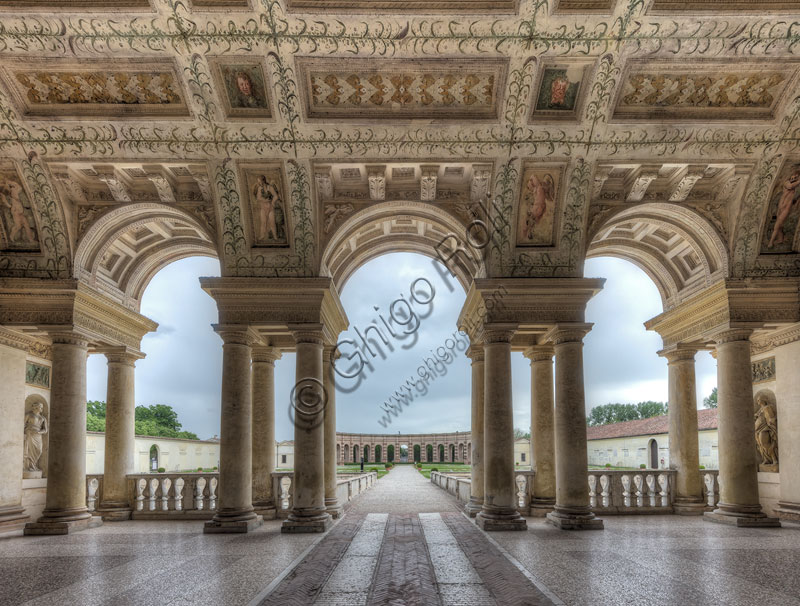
752, 357, 776, 384
25, 361, 50, 388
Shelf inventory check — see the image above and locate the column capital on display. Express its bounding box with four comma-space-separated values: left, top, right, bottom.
482, 324, 516, 344
252, 346, 281, 364
658, 346, 697, 364
105, 348, 145, 366
48, 331, 91, 348
466, 344, 485, 362
213, 325, 259, 346
524, 345, 554, 362
714, 328, 753, 345
544, 323, 593, 346
290, 324, 325, 346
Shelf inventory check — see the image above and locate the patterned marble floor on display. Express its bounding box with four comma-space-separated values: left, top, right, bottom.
1, 465, 799, 606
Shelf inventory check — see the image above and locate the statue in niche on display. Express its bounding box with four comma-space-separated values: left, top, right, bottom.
23, 402, 47, 477
754, 394, 778, 471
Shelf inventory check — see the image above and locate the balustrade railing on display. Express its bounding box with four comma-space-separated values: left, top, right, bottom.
432, 468, 721, 515
85, 469, 379, 520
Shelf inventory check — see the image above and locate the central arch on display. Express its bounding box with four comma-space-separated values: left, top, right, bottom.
321, 201, 483, 294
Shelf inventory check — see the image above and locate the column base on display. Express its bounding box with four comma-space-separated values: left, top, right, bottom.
529, 497, 556, 518
0, 505, 30, 532
703, 510, 780, 527
774, 501, 800, 521
476, 508, 527, 531
25, 509, 100, 536
253, 500, 277, 520
281, 511, 332, 533
204, 509, 263, 534
325, 498, 343, 519
546, 508, 604, 531
465, 497, 483, 518
672, 497, 706, 516
96, 507, 133, 522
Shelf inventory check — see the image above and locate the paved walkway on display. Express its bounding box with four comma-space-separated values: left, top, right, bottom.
346, 464, 461, 515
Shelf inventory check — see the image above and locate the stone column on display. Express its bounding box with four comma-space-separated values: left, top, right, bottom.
252, 346, 281, 519
0, 338, 28, 532
546, 325, 603, 530
26, 333, 99, 535
98, 350, 142, 521
283, 327, 331, 533
661, 347, 704, 515
705, 330, 779, 527
525, 346, 556, 516
466, 345, 485, 517
477, 326, 526, 531
323, 345, 342, 518
204, 328, 262, 533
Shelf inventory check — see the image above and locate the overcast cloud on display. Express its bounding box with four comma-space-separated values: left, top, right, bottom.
87, 254, 717, 441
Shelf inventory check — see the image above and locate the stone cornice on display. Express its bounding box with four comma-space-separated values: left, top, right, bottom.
751, 323, 800, 355
199, 277, 348, 345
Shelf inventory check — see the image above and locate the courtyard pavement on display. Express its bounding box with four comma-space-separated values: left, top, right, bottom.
1, 465, 799, 605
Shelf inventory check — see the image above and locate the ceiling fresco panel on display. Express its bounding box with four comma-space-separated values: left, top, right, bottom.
296, 57, 508, 121
0, 58, 191, 120
0, 0, 151, 8
286, 0, 517, 12
612, 61, 799, 122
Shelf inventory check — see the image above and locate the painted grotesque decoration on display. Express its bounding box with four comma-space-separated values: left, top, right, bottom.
0, 172, 39, 251
761, 163, 800, 253
23, 402, 47, 474
216, 62, 272, 118
754, 392, 778, 471
516, 167, 560, 247
244, 168, 289, 247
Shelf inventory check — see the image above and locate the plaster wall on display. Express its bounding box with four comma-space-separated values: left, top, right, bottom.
586, 430, 719, 470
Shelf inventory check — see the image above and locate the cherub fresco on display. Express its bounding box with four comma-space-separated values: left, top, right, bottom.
0, 175, 38, 249
761, 163, 800, 253
516, 169, 559, 246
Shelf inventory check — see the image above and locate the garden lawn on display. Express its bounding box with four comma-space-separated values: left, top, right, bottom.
415, 463, 471, 479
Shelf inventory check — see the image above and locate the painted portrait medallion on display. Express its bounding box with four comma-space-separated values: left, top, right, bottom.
211, 59, 273, 120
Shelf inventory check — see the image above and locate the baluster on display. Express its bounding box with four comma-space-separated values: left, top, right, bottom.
657, 474, 669, 507
646, 474, 656, 507
208, 477, 218, 510
87, 478, 99, 512
704, 473, 715, 507
195, 477, 207, 510
280, 476, 291, 510
515, 474, 527, 509
600, 475, 610, 508
174, 478, 184, 511
633, 474, 644, 507
161, 478, 172, 511
148, 478, 159, 511
588, 474, 597, 508
136, 478, 146, 511
621, 474, 632, 508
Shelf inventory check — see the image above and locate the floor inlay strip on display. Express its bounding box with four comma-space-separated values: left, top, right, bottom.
441, 512, 556, 606
258, 514, 365, 606
366, 514, 443, 606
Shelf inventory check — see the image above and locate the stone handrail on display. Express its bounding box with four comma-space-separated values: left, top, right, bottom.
431, 469, 721, 515
86, 470, 379, 520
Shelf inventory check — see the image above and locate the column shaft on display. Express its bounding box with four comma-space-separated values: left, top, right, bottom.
283, 328, 331, 533
664, 349, 704, 514
527, 347, 555, 515
547, 326, 603, 530
204, 329, 261, 533
466, 345, 484, 517
252, 347, 280, 519
705, 331, 779, 527
98, 352, 140, 520
477, 327, 526, 531
323, 346, 342, 518
26, 335, 98, 535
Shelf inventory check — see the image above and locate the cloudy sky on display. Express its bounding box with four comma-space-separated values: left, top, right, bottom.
86, 254, 717, 441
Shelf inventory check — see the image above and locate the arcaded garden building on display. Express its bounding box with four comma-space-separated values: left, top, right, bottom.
1, 0, 800, 604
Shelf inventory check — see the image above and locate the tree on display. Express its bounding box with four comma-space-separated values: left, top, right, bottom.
86, 400, 106, 432
135, 404, 181, 432
586, 401, 669, 427
86, 401, 198, 440
703, 387, 718, 409
514, 428, 531, 440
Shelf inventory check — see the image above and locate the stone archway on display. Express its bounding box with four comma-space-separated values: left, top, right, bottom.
648, 439, 658, 469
